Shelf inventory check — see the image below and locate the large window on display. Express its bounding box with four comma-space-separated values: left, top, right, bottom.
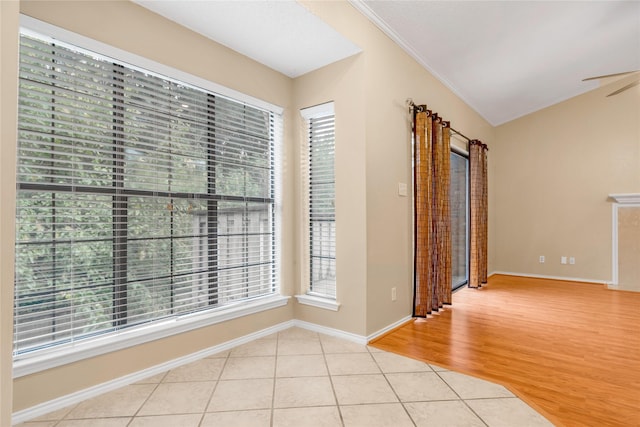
14, 30, 279, 356
450, 150, 469, 289
301, 103, 336, 299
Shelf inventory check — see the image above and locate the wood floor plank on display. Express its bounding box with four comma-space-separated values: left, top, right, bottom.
370, 275, 640, 427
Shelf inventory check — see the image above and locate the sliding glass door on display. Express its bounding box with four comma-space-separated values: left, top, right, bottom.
450, 150, 469, 289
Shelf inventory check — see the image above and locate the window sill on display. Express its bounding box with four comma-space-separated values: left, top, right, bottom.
13, 294, 290, 378
295, 294, 341, 311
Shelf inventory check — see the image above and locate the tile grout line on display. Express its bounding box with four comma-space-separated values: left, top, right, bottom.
432, 369, 490, 427
127, 371, 167, 426
197, 349, 231, 427
319, 333, 346, 427
51, 373, 167, 426
270, 332, 280, 427
368, 346, 418, 427
52, 399, 80, 425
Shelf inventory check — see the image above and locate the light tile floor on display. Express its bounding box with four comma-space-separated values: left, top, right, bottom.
17, 327, 553, 426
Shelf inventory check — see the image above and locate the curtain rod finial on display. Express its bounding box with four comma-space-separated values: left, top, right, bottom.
406, 98, 415, 113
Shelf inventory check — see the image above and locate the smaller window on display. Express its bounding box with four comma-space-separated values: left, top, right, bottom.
301, 103, 336, 299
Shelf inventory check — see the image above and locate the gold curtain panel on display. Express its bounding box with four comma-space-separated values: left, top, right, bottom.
469, 140, 489, 288
413, 110, 452, 316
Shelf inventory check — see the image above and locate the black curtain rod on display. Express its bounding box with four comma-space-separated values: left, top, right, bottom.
406, 99, 473, 143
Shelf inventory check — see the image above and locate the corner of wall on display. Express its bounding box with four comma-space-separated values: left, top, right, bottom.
492, 80, 639, 281
0, 1, 20, 425
291, 55, 368, 337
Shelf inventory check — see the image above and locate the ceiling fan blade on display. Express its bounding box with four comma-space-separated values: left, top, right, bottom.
606, 79, 640, 97
582, 70, 640, 82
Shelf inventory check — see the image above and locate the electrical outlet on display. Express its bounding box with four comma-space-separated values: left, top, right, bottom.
539, 255, 545, 263
569, 257, 575, 265
391, 287, 397, 301
561, 256, 567, 265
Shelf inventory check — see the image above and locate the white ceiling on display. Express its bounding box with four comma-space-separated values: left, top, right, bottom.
353, 1, 640, 125
134, 0, 640, 126
133, 0, 361, 78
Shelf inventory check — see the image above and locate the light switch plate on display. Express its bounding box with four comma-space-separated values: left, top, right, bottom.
398, 183, 407, 197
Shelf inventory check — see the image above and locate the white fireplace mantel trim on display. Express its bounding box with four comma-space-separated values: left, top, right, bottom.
609, 193, 640, 205
609, 193, 640, 288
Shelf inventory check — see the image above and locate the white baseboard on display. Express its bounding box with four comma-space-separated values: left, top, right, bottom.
367, 315, 413, 342
489, 271, 608, 286
12, 320, 295, 425
293, 315, 414, 345
13, 316, 415, 424
292, 320, 368, 345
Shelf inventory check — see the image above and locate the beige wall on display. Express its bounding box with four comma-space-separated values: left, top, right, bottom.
1, 2, 20, 425
493, 76, 640, 282
299, 1, 494, 335
10, 0, 296, 412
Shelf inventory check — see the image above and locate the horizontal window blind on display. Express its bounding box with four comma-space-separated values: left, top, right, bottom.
304, 105, 336, 299
14, 33, 278, 355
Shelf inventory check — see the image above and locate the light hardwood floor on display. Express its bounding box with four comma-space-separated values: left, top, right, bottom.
370, 275, 640, 427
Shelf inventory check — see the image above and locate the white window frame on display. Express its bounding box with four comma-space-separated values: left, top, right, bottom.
14, 16, 287, 378
295, 102, 339, 311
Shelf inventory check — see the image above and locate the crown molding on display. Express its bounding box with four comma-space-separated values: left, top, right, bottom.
347, 0, 493, 126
